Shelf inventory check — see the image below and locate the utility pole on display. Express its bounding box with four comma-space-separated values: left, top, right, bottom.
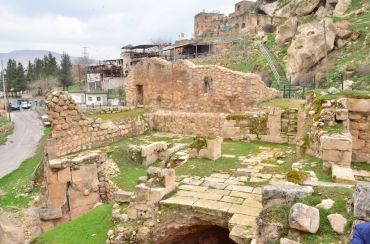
82, 47, 89, 91
323, 21, 329, 88
2, 61, 11, 122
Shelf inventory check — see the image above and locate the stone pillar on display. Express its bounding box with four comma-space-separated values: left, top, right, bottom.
267, 108, 281, 136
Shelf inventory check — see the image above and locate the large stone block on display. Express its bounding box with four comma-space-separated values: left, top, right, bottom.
113, 190, 133, 203
335, 109, 349, 121
322, 149, 351, 165
289, 203, 320, 234
320, 134, 352, 151
71, 164, 97, 182
132, 184, 149, 202
353, 183, 370, 221
68, 191, 100, 219
332, 165, 356, 185
39, 208, 63, 220
347, 99, 370, 112
58, 168, 71, 183
262, 184, 313, 209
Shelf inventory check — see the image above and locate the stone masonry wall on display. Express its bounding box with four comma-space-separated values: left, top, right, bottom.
125, 58, 279, 113
148, 109, 297, 144
44, 91, 149, 160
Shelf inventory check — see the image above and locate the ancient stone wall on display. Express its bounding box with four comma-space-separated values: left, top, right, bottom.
298, 93, 370, 166
44, 91, 149, 160
125, 58, 279, 113
148, 109, 297, 144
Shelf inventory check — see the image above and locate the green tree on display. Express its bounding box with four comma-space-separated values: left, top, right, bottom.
59, 52, 74, 90
5, 59, 18, 96
44, 52, 59, 77
13, 62, 27, 95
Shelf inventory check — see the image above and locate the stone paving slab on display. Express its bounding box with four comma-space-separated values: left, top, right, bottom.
160, 196, 199, 207
194, 192, 223, 201
220, 196, 244, 205
181, 178, 203, 186
205, 189, 231, 195
229, 214, 256, 227
252, 187, 261, 194
226, 185, 254, 193
210, 173, 231, 179
237, 168, 259, 173
192, 199, 232, 213
178, 185, 208, 192
269, 178, 287, 185
229, 191, 262, 201
224, 179, 244, 185
201, 181, 228, 189
259, 163, 278, 168
249, 177, 267, 183
228, 204, 261, 217
229, 225, 255, 244
176, 190, 198, 197
204, 177, 226, 183
242, 199, 263, 209
235, 176, 249, 182
332, 165, 356, 185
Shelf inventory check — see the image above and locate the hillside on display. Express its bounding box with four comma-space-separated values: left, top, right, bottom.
0, 50, 79, 66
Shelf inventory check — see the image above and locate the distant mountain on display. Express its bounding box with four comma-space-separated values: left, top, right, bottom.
0, 50, 79, 67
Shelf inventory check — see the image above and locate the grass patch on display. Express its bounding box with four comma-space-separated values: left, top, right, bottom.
67, 84, 87, 91
0, 131, 12, 146
309, 90, 370, 101
31, 203, 114, 244
301, 155, 332, 182
323, 125, 345, 135
260, 98, 306, 109
0, 127, 50, 211
352, 162, 370, 172
0, 117, 9, 125
225, 64, 251, 73
84, 109, 149, 121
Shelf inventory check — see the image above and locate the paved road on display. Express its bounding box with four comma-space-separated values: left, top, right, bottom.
0, 108, 44, 178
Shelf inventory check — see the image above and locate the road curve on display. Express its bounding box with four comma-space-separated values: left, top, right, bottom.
0, 109, 44, 178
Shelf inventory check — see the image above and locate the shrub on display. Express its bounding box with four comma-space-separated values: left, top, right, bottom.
286, 170, 309, 184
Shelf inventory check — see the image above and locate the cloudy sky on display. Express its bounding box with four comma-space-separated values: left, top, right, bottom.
0, 0, 241, 60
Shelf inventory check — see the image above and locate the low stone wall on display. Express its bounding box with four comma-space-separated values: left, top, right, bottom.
0, 122, 13, 133
150, 109, 297, 144
44, 91, 149, 159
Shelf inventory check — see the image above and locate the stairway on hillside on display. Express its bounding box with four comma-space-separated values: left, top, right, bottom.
256, 41, 302, 98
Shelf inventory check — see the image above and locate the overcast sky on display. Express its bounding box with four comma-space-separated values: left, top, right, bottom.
0, 0, 243, 60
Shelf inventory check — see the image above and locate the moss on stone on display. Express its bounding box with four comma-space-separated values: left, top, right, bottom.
189, 135, 208, 152
226, 114, 253, 120
286, 170, 309, 184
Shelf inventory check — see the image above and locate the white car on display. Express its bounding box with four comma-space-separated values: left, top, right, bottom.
21, 101, 31, 109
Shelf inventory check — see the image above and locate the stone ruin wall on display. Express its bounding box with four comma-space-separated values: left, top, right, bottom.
38, 91, 150, 232
146, 108, 298, 144
44, 91, 149, 160
125, 58, 279, 113
298, 94, 370, 170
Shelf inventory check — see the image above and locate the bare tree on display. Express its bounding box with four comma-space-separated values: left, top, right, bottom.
74, 56, 95, 84
150, 38, 172, 49
28, 75, 60, 96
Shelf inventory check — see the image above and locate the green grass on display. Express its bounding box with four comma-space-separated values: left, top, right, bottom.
0, 127, 50, 211
323, 125, 345, 135
301, 155, 332, 182
0, 117, 9, 125
260, 98, 306, 109
67, 84, 87, 91
0, 131, 12, 146
84, 109, 149, 121
309, 90, 370, 101
259, 186, 354, 244
352, 162, 370, 172
31, 203, 114, 244
225, 64, 251, 73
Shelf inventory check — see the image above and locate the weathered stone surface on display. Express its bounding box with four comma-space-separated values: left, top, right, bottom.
332, 165, 356, 185
286, 19, 336, 84
71, 164, 97, 182
295, 0, 321, 16
262, 184, 314, 209
39, 209, 63, 220
347, 99, 370, 112
327, 213, 347, 234
320, 134, 352, 151
114, 190, 133, 203
276, 17, 298, 47
316, 199, 334, 210
256, 216, 284, 243
333, 0, 352, 16
353, 183, 370, 221
0, 220, 25, 244
229, 225, 255, 244
289, 203, 320, 234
